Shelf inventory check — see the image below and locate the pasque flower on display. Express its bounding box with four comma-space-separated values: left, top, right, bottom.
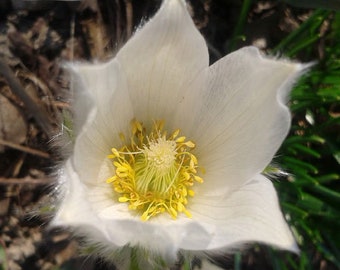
52, 0, 306, 268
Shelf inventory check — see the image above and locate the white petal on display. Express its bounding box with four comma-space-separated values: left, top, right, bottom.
66, 63, 96, 134
116, 0, 209, 122
66, 60, 126, 133
52, 162, 115, 246
69, 60, 134, 184
188, 174, 297, 252
192, 47, 306, 194
98, 204, 212, 260
105, 218, 179, 263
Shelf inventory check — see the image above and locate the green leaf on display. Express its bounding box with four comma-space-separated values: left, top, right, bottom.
284, 135, 325, 145
297, 193, 340, 218
290, 144, 321, 158
228, 0, 252, 52
282, 156, 319, 174
234, 252, 242, 270
0, 244, 7, 270
282, 202, 309, 218
315, 173, 340, 184
310, 185, 340, 203
273, 10, 329, 53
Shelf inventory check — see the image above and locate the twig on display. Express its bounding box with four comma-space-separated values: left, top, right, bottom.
0, 138, 50, 158
115, 0, 121, 42
124, 0, 133, 38
70, 12, 76, 61
0, 176, 51, 185
52, 101, 70, 108
0, 58, 53, 138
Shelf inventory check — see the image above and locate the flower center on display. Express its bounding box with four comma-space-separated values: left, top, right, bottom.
106, 120, 203, 221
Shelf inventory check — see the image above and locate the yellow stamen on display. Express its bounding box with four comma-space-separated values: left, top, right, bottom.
106, 120, 203, 221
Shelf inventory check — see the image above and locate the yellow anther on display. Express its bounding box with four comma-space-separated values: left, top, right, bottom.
113, 161, 122, 168
194, 175, 204, 183
176, 136, 186, 143
171, 129, 180, 139
116, 167, 129, 173
129, 204, 137, 210
177, 202, 184, 212
106, 120, 203, 221
188, 190, 195, 196
116, 171, 128, 178
106, 176, 117, 183
169, 207, 178, 219
141, 211, 150, 221
183, 171, 191, 180
114, 187, 123, 193
189, 158, 197, 170
119, 197, 130, 202
111, 148, 120, 157
184, 141, 195, 148
184, 209, 192, 218
191, 154, 198, 164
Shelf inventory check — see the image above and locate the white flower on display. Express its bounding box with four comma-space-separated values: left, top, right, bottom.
52, 0, 306, 268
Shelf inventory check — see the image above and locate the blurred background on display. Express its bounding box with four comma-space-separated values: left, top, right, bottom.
0, 0, 339, 269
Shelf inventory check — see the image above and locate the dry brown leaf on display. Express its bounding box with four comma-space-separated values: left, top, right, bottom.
0, 93, 27, 152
